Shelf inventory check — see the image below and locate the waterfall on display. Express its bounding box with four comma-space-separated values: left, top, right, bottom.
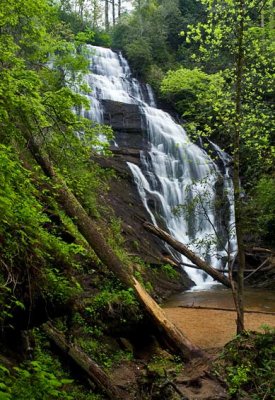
85, 45, 236, 287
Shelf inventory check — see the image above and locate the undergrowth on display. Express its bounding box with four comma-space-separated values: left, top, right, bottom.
0, 332, 103, 400
213, 326, 275, 399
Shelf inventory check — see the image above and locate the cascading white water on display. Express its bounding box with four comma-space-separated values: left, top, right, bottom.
85, 45, 236, 287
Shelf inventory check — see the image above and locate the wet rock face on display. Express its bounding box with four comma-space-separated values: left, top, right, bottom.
96, 99, 194, 294
102, 100, 148, 150
102, 100, 142, 133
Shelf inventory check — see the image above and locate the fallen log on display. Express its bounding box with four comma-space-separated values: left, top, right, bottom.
181, 263, 261, 273
133, 278, 205, 359
250, 247, 273, 254
176, 306, 275, 315
244, 258, 269, 281
144, 222, 231, 288
25, 134, 206, 361
42, 323, 123, 399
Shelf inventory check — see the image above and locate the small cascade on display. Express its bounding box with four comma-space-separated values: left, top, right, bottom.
85, 45, 236, 287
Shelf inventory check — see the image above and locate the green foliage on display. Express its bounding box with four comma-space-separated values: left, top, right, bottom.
0, 145, 86, 325
0, 0, 116, 327
111, 0, 178, 80
76, 336, 133, 369
147, 354, 182, 378
146, 64, 165, 90
0, 146, 47, 259
160, 264, 178, 280
183, 0, 274, 177
214, 329, 275, 399
44, 267, 82, 303
0, 359, 73, 400
161, 67, 227, 138
134, 270, 153, 293
70, 286, 138, 369
226, 364, 251, 395
57, 0, 107, 47
0, 286, 25, 329
92, 30, 112, 47
0, 335, 102, 400
125, 38, 153, 76
81, 280, 143, 342
0, 0, 113, 160
92, 288, 137, 310
160, 0, 274, 244
106, 217, 131, 264
111, 0, 206, 84
85, 287, 140, 326
142, 352, 183, 398
250, 176, 275, 243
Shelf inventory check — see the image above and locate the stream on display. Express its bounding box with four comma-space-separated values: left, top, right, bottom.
164, 285, 275, 313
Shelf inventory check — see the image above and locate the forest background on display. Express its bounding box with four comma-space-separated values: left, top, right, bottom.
0, 0, 274, 399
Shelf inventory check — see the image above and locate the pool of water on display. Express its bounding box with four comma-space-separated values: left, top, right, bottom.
163, 285, 275, 312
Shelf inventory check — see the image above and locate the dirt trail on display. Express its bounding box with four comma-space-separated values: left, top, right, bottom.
164, 307, 275, 348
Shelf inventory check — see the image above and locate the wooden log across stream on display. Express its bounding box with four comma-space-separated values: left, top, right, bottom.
143, 222, 231, 288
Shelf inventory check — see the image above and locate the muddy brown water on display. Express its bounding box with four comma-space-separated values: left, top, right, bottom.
163, 285, 275, 348
164, 285, 275, 312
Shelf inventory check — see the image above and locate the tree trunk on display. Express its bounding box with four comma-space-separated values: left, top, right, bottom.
92, 0, 100, 29
133, 278, 205, 359
105, 0, 109, 30
233, 0, 245, 334
112, 0, 115, 25
42, 323, 123, 400
118, 0, 121, 18
144, 222, 231, 288
26, 136, 206, 361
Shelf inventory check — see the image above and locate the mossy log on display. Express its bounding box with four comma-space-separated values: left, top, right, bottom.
42, 323, 123, 399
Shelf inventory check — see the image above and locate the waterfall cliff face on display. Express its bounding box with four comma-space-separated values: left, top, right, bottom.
85, 45, 236, 287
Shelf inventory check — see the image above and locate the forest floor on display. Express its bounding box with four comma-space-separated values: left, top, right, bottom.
164, 307, 275, 348
130, 307, 275, 399
109, 308, 275, 399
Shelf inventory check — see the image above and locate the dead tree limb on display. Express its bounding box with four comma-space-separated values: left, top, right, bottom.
177, 306, 275, 315
144, 222, 231, 288
250, 247, 273, 254
42, 323, 122, 399
244, 258, 269, 281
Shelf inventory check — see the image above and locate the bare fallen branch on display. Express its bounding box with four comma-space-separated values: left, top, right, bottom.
143, 222, 231, 288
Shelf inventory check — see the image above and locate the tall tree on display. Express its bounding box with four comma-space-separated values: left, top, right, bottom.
111, 0, 116, 25
104, 0, 110, 30
229, 0, 246, 334
162, 0, 274, 333
91, 0, 102, 28
118, 0, 122, 18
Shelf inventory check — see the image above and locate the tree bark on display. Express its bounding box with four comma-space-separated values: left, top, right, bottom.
133, 278, 206, 360
233, 0, 246, 334
26, 136, 206, 361
105, 0, 109, 30
118, 0, 121, 18
42, 323, 123, 400
112, 0, 115, 25
144, 222, 231, 288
